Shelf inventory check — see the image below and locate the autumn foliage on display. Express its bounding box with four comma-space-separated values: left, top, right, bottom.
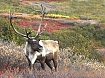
0, 41, 105, 78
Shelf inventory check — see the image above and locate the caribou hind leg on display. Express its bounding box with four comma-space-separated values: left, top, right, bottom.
46, 61, 53, 72
53, 59, 58, 72
40, 62, 45, 70
53, 52, 58, 72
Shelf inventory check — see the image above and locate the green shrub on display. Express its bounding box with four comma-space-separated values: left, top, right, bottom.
0, 18, 25, 45
71, 24, 95, 39
48, 11, 65, 15
50, 25, 104, 62
0, 0, 20, 6
94, 28, 105, 46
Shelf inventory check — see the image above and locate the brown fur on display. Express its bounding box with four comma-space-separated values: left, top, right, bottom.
34, 51, 58, 72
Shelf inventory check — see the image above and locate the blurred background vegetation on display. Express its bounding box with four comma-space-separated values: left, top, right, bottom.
1, 0, 105, 63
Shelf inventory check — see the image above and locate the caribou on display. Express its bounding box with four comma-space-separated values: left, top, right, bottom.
9, 4, 59, 72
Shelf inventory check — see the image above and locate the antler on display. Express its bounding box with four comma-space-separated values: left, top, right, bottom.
9, 4, 47, 39
35, 4, 47, 37
9, 8, 32, 38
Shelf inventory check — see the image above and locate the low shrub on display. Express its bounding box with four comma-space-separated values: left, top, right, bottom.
0, 17, 105, 62
0, 18, 25, 45
0, 41, 105, 78
50, 29, 104, 62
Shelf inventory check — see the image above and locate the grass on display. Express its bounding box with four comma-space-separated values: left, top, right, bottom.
1, 0, 105, 22
50, 0, 105, 22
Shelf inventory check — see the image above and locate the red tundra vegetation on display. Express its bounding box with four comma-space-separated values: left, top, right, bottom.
18, 19, 70, 32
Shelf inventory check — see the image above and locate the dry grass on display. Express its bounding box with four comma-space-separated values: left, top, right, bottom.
0, 40, 105, 78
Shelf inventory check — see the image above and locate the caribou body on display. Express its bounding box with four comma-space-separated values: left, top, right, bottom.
9, 4, 59, 72
24, 39, 59, 71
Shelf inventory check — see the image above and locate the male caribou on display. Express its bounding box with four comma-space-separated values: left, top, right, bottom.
9, 4, 59, 72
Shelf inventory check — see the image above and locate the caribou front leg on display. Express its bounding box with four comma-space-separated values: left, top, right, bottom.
25, 55, 32, 70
